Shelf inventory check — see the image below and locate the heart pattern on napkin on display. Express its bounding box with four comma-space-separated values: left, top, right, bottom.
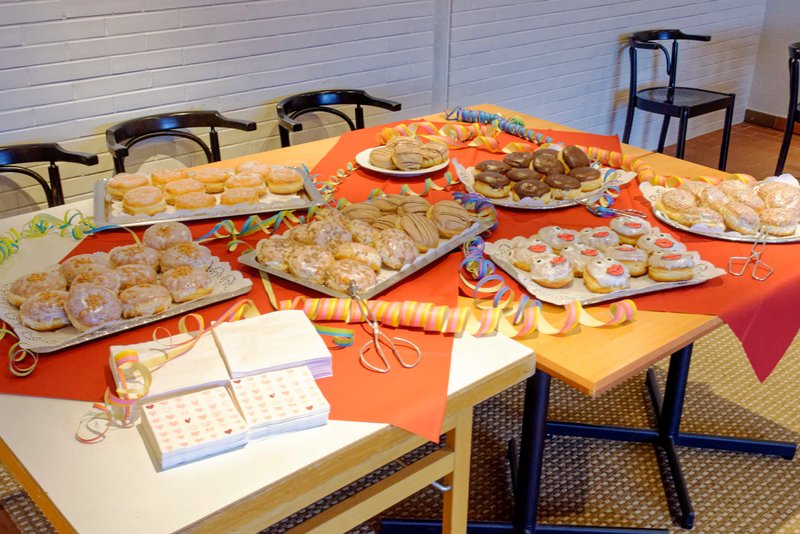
231, 367, 329, 426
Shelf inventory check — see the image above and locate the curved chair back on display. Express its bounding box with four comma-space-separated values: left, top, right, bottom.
628, 30, 712, 99
0, 143, 98, 207
105, 110, 256, 174
775, 42, 800, 175
276, 89, 401, 147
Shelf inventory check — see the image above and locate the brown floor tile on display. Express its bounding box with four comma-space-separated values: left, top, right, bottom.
0, 508, 20, 534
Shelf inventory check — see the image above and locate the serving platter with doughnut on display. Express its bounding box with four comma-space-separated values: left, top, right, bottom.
93, 163, 325, 228
353, 135, 451, 178
484, 221, 726, 306
640, 176, 800, 243
0, 222, 252, 353
237, 197, 493, 300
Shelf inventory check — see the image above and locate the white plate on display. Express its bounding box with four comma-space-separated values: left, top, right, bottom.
354, 148, 449, 178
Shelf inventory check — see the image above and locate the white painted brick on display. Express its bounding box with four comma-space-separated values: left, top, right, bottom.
110, 49, 183, 74
277, 45, 337, 68
142, 0, 240, 10
0, 84, 73, 113
249, 65, 309, 89
218, 53, 279, 77
0, 27, 22, 48
247, 0, 309, 19
0, 68, 31, 91
33, 97, 114, 125
113, 85, 186, 112
105, 11, 181, 36
385, 1, 435, 19
63, 0, 144, 18
73, 72, 152, 100
23, 19, 106, 46
183, 41, 250, 65
0, 44, 68, 70
0, 110, 36, 132
68, 35, 147, 60
28, 58, 110, 85
151, 63, 218, 87
335, 6, 388, 26
0, 122, 78, 146
278, 13, 337, 34
180, 4, 248, 26
215, 20, 279, 42
0, 1, 62, 25
147, 28, 212, 50
185, 76, 251, 100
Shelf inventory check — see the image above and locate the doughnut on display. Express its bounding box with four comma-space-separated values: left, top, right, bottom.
256, 237, 298, 272
419, 146, 443, 168
160, 242, 213, 271
647, 251, 695, 282
558, 244, 603, 277
288, 245, 334, 285
333, 242, 382, 272
287, 223, 311, 245
347, 218, 380, 247
225, 172, 267, 196
609, 216, 651, 245
511, 238, 553, 271
427, 200, 472, 238
397, 213, 439, 252
579, 227, 620, 251
164, 178, 205, 205
391, 144, 423, 171
175, 191, 216, 211
192, 168, 230, 193
474, 172, 512, 199
371, 194, 406, 213
268, 168, 304, 194
511, 179, 551, 202
235, 161, 271, 182
507, 168, 544, 183
537, 226, 580, 252
119, 284, 172, 318
373, 214, 400, 231
220, 187, 258, 206
308, 220, 353, 250
636, 233, 688, 255
475, 160, 511, 174
544, 174, 582, 200
759, 207, 797, 236
386, 136, 422, 149
142, 222, 192, 252
116, 264, 158, 291
375, 229, 418, 269
160, 266, 214, 303
561, 146, 591, 169
425, 141, 449, 161
533, 155, 566, 176
342, 203, 382, 224
326, 259, 377, 294
151, 169, 190, 189
718, 180, 749, 197
677, 207, 726, 231
678, 181, 713, 197
109, 243, 160, 270
315, 205, 350, 225
59, 253, 112, 284
65, 283, 123, 332
397, 196, 431, 216
369, 146, 397, 169
697, 187, 729, 212
72, 264, 121, 294
122, 186, 166, 216
107, 173, 149, 200
529, 255, 573, 289
584, 257, 630, 293
20, 290, 70, 331
568, 167, 602, 192
719, 202, 761, 235
604, 245, 648, 277
503, 152, 535, 169
7, 272, 67, 307
757, 181, 800, 210
655, 189, 697, 221
533, 148, 560, 159
725, 187, 766, 212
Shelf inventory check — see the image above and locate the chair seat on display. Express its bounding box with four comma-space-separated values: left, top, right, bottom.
636, 87, 733, 118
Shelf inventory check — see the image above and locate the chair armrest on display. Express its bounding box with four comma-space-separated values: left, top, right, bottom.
674, 31, 711, 42
629, 34, 660, 50
51, 143, 99, 166
105, 128, 129, 159
361, 92, 402, 112
276, 103, 304, 133
211, 111, 257, 132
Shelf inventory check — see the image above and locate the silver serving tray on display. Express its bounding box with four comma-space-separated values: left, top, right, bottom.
652, 207, 800, 244
93, 166, 325, 228
238, 218, 493, 301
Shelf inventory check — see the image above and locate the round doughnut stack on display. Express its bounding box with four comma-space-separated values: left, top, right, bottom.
509, 219, 698, 294
369, 136, 450, 171
9, 222, 220, 332
655, 179, 800, 237
472, 145, 602, 204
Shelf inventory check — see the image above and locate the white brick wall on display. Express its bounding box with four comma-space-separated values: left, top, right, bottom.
0, 0, 768, 217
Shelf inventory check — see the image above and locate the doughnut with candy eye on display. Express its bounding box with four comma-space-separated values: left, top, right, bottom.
584, 257, 631, 294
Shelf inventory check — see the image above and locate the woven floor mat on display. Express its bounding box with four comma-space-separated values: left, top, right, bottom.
1, 326, 799, 534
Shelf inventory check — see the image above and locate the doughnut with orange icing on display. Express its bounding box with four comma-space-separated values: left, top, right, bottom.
59, 253, 112, 284
326, 259, 377, 294
160, 266, 214, 302
20, 290, 70, 331
7, 272, 67, 307
65, 283, 122, 331
109, 243, 160, 270
142, 222, 192, 252
160, 242, 213, 271
120, 284, 172, 318
116, 264, 158, 291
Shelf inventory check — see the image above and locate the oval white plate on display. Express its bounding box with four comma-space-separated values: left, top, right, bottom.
354, 147, 450, 178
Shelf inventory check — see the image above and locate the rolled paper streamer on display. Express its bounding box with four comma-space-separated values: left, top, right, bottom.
726, 173, 757, 183
0, 322, 38, 377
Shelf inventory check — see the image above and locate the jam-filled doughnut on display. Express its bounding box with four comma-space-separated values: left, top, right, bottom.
288, 245, 335, 285
529, 254, 573, 289
561, 145, 590, 169
326, 259, 377, 294
107, 173, 149, 200
71, 264, 121, 294
160, 266, 215, 302
122, 185, 167, 216
235, 161, 271, 182
397, 213, 440, 252
347, 219, 379, 248
636, 233, 688, 255
333, 242, 382, 272
151, 169, 190, 189
537, 226, 579, 252
511, 238, 553, 271
308, 220, 353, 250
647, 251, 695, 282
7, 272, 67, 307
579, 227, 619, 252
474, 171, 512, 199
256, 237, 298, 272
475, 160, 511, 174
116, 264, 158, 291
719, 202, 761, 235
604, 245, 648, 277
20, 290, 70, 331
503, 152, 535, 169
59, 253, 112, 284
142, 222, 193, 252
109, 243, 160, 270
375, 229, 418, 269
544, 174, 582, 200
192, 167, 230, 193
268, 167, 304, 194
160, 242, 213, 271
506, 168, 544, 183
511, 179, 551, 202
568, 167, 602, 192
65, 283, 123, 331
226, 172, 267, 196
584, 257, 630, 294
558, 244, 603, 277
164, 178, 205, 205
396, 196, 431, 216
174, 191, 216, 211
609, 216, 651, 245
119, 284, 172, 318
220, 187, 258, 206
427, 200, 472, 238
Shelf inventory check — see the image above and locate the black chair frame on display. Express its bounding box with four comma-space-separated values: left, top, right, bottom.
106, 110, 256, 174
776, 42, 800, 176
277, 89, 401, 148
623, 30, 736, 171
0, 143, 98, 207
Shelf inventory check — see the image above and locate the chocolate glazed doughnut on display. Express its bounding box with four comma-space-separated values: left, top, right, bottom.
545, 174, 582, 199
511, 179, 551, 202
506, 168, 544, 182
533, 155, 565, 176
503, 152, 535, 168
475, 160, 512, 174
562, 145, 590, 168
474, 171, 512, 199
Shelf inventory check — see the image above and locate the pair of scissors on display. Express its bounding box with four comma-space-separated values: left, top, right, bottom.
348, 281, 421, 373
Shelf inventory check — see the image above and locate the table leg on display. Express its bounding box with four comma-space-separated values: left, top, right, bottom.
444, 409, 474, 534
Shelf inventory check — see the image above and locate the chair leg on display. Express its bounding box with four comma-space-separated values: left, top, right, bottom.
209, 128, 221, 162
622, 101, 636, 144
719, 96, 735, 172
656, 116, 670, 153
675, 109, 689, 160
279, 128, 290, 148
776, 114, 795, 176
113, 156, 126, 175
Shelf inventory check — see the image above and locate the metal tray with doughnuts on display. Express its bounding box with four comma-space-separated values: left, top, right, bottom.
93, 165, 326, 229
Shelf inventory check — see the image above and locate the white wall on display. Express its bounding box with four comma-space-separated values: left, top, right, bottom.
747, 0, 799, 117
0, 0, 768, 217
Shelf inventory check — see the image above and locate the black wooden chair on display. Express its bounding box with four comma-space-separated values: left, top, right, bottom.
105, 110, 257, 174
623, 30, 736, 171
776, 42, 800, 176
276, 89, 402, 147
0, 143, 98, 207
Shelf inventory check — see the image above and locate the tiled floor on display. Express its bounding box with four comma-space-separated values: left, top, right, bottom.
663, 122, 800, 179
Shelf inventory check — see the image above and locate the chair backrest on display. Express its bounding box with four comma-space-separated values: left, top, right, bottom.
788, 43, 800, 114
628, 30, 712, 94
0, 143, 98, 207
276, 89, 402, 147
105, 110, 256, 173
